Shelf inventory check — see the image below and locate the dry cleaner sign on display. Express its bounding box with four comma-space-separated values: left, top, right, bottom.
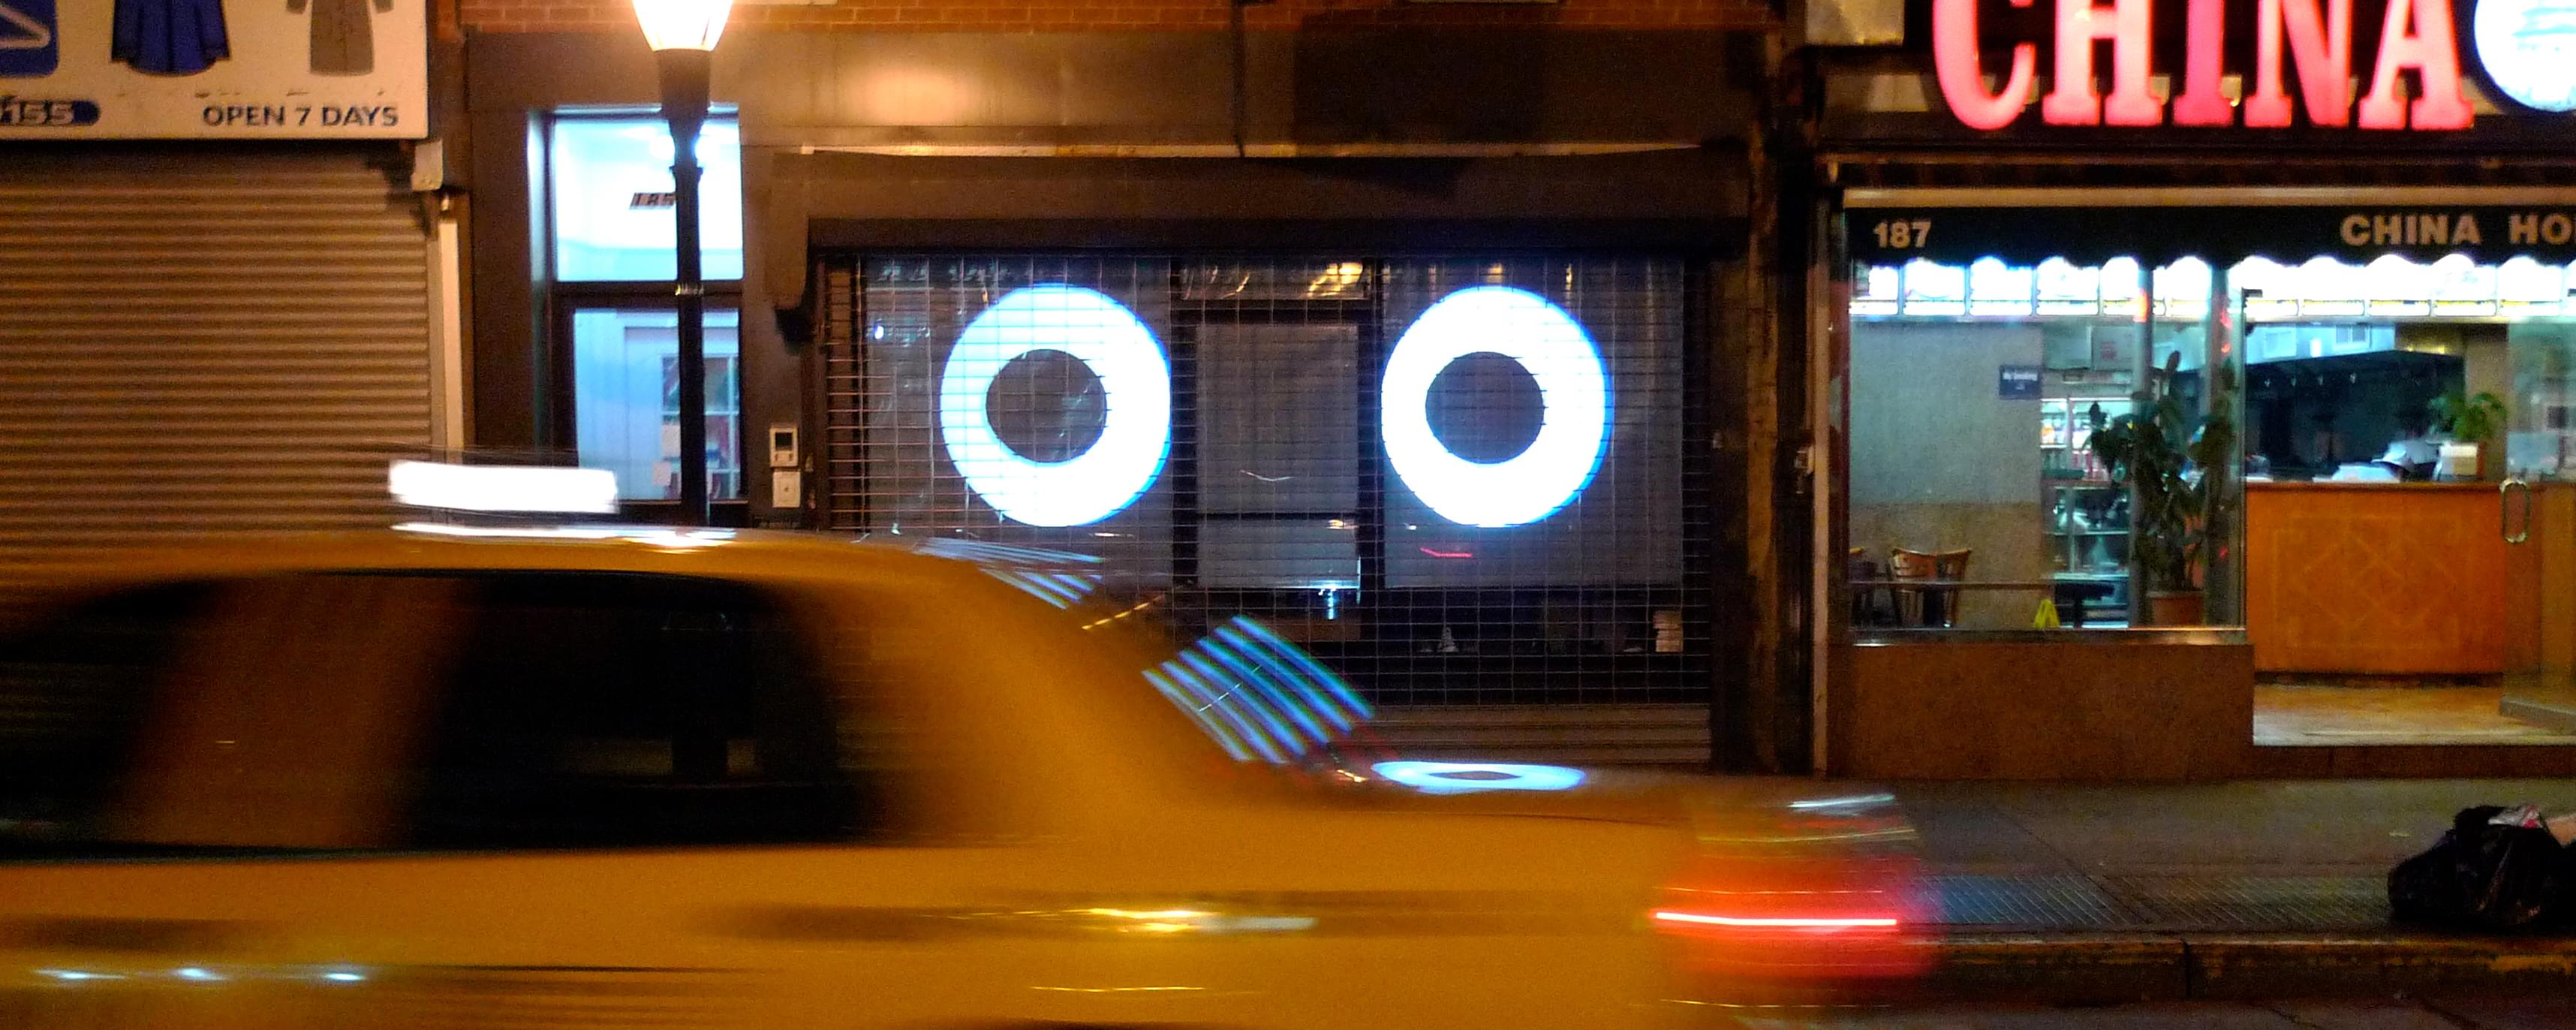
0, 1, 425, 139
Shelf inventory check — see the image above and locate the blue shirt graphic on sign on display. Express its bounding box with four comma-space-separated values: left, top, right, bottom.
113, 0, 231, 77
0, 0, 58, 77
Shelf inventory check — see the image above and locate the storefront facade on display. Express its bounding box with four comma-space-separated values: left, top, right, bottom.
1805, 0, 2576, 776
459, 6, 1810, 767
0, 4, 450, 607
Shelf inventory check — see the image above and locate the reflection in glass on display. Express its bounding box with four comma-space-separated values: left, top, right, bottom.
549, 116, 745, 282
572, 307, 742, 501
1849, 251, 2576, 632
1848, 257, 2237, 630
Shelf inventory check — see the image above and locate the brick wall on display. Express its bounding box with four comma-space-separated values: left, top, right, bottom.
453, 0, 1774, 34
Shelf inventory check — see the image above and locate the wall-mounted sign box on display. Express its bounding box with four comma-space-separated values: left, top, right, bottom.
1849, 205, 2576, 265
0, 1, 426, 139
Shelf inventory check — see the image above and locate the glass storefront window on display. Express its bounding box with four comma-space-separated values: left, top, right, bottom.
571, 307, 743, 501
1849, 249, 2576, 634
543, 111, 748, 505
2236, 254, 2576, 320
548, 116, 744, 282
1847, 257, 2240, 631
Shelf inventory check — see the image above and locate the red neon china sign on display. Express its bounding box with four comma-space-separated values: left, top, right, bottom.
1932, 0, 2474, 130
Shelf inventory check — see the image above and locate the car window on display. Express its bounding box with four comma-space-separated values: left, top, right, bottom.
119, 574, 463, 851
0, 583, 209, 854
407, 572, 868, 851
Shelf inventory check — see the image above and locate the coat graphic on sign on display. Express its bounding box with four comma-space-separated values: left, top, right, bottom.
112, 0, 230, 75
289, 0, 390, 76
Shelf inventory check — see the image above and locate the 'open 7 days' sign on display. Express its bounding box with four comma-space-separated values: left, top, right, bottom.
0, 1, 426, 139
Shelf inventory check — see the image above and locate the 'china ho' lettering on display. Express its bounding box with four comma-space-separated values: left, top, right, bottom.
2332, 212, 2576, 246
2513, 214, 2576, 245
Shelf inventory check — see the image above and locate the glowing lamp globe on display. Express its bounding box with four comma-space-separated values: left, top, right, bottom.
630, 0, 735, 51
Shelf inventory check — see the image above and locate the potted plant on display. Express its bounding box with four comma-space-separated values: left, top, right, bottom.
2428, 389, 2508, 480
2089, 352, 2237, 626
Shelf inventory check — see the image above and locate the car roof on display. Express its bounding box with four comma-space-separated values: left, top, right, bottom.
18, 524, 1105, 599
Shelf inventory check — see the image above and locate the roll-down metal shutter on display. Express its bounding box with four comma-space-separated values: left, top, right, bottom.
0, 148, 432, 601
819, 251, 1716, 764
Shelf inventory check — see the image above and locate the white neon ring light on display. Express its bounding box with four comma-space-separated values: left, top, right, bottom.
940, 285, 1171, 526
2475, 0, 2576, 113
1371, 760, 1588, 795
1380, 286, 1609, 528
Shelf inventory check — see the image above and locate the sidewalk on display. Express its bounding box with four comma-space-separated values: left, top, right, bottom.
1888, 779, 2576, 1003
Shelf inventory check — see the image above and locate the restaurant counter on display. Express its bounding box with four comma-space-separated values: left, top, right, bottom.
2245, 480, 2505, 676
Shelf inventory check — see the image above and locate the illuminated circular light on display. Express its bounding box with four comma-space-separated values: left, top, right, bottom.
1381, 287, 1608, 528
2476, 0, 2576, 112
1370, 760, 1587, 794
940, 285, 1171, 526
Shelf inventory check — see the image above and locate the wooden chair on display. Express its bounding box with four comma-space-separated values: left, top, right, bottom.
1890, 548, 1973, 627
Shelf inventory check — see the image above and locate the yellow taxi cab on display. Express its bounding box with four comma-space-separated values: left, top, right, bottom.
0, 521, 1925, 1029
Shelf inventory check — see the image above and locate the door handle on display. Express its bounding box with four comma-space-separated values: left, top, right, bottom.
2503, 477, 2532, 545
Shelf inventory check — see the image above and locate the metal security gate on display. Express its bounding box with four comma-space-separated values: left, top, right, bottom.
820, 254, 1713, 751
0, 148, 434, 603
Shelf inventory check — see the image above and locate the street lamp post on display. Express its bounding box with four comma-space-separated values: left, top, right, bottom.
630, 0, 733, 526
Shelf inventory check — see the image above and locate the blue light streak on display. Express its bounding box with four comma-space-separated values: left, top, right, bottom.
1371, 760, 1587, 794
1144, 616, 1372, 765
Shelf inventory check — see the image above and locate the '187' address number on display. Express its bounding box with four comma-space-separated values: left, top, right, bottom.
1869, 218, 1933, 250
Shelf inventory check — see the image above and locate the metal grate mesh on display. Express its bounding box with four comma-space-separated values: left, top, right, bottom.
1924, 873, 2392, 932
0, 151, 430, 609
823, 254, 1707, 706
2107, 875, 2390, 932
1928, 874, 2131, 929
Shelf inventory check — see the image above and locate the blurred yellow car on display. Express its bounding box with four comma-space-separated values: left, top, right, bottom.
0, 525, 1924, 1028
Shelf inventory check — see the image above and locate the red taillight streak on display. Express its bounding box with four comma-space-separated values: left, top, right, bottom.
1653, 910, 1900, 930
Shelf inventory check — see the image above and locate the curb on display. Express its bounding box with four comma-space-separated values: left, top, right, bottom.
1919, 931, 2576, 1003
1919, 933, 2183, 1004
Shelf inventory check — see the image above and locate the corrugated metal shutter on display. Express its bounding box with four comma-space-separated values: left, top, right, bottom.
0, 148, 432, 601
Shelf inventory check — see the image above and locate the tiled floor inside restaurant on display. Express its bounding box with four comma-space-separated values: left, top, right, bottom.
2254, 682, 2576, 746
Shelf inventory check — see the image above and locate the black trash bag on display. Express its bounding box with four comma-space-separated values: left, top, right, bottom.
2388, 805, 2573, 932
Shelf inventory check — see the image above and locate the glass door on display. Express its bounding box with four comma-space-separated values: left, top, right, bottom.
2502, 326, 2576, 728
567, 306, 743, 502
